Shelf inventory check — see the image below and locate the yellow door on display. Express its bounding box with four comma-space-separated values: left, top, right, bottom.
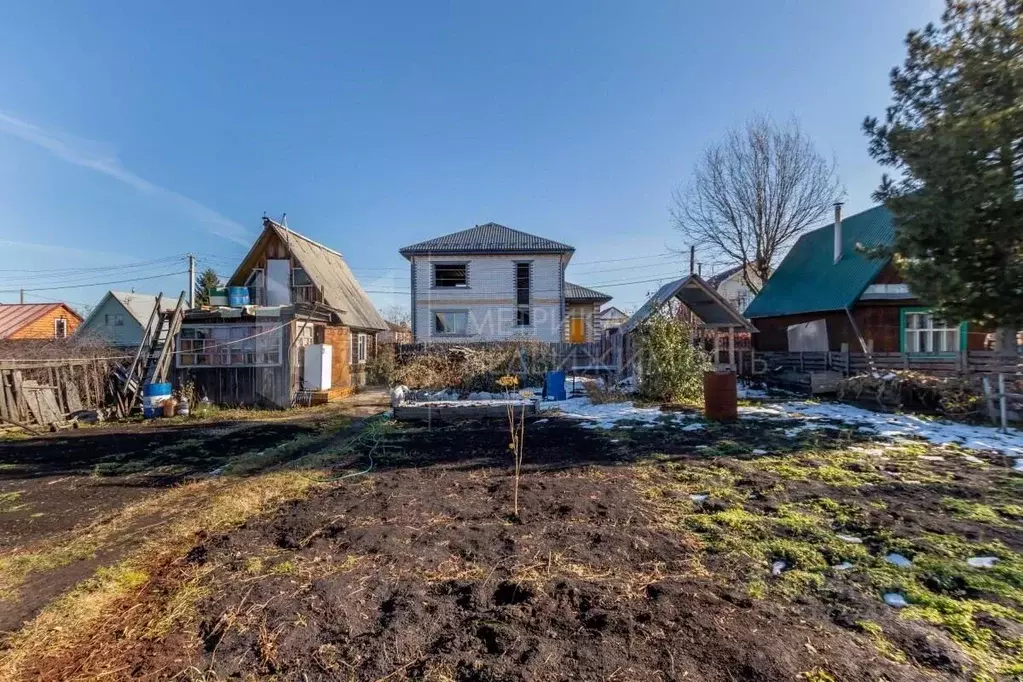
569, 316, 586, 343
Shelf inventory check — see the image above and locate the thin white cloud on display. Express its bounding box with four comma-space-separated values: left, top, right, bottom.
0, 110, 251, 246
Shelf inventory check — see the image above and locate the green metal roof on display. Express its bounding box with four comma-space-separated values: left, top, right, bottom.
743, 205, 894, 318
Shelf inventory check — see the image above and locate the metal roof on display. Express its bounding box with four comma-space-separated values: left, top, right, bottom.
743, 204, 894, 319
564, 281, 612, 303
0, 303, 80, 339
621, 275, 756, 334
80, 291, 176, 331
228, 219, 388, 332
400, 223, 574, 258
706, 264, 745, 288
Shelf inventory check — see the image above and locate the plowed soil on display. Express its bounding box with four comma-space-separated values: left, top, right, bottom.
114, 418, 988, 681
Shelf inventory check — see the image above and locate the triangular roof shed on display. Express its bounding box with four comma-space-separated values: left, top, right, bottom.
620, 274, 756, 334
400, 223, 574, 259
227, 219, 387, 331
743, 205, 894, 318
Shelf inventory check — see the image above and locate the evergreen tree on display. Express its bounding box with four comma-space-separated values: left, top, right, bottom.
864, 0, 1023, 351
194, 268, 221, 306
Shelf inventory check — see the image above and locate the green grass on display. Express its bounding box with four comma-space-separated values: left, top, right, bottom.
640, 438, 1023, 678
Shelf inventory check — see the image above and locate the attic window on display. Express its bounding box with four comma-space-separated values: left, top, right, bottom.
54, 318, 67, 339
292, 267, 312, 286
433, 264, 468, 288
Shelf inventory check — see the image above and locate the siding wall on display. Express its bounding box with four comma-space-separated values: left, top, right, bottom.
76, 298, 145, 347
9, 306, 81, 340
411, 254, 564, 342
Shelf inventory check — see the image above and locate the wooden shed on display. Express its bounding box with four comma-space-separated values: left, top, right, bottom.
173, 218, 387, 407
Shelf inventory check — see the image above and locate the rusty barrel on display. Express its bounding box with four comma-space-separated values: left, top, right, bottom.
703, 370, 737, 421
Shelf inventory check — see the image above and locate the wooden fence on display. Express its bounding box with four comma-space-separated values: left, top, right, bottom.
0, 358, 119, 430
748, 350, 1022, 378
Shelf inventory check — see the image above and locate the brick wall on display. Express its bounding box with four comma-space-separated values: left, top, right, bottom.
411, 254, 564, 342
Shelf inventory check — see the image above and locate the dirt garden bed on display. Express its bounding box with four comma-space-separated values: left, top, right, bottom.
3, 399, 1019, 681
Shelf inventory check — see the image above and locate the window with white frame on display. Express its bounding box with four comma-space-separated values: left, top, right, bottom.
904, 312, 960, 353
433, 310, 468, 335
350, 332, 367, 364
54, 318, 67, 339
177, 324, 282, 367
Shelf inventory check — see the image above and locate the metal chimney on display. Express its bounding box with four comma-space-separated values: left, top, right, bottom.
833, 202, 844, 264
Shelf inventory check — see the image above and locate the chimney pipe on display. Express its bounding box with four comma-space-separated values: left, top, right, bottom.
833, 202, 844, 264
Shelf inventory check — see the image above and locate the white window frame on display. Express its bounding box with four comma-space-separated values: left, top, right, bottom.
904, 311, 960, 354
54, 318, 68, 339
176, 324, 282, 368
433, 310, 469, 336
350, 332, 368, 364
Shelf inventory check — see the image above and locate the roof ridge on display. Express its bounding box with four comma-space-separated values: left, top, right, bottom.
265, 219, 345, 259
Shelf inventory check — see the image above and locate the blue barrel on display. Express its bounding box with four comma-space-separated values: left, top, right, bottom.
143, 382, 172, 397
142, 382, 172, 418
545, 371, 566, 401
228, 286, 250, 307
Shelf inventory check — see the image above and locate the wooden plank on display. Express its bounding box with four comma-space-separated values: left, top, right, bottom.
64, 377, 83, 413
12, 370, 27, 422
0, 370, 8, 421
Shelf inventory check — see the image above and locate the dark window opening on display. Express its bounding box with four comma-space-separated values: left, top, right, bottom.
434, 264, 468, 288
515, 263, 531, 325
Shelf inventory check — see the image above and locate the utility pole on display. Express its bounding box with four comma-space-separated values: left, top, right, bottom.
689, 246, 695, 275
187, 253, 195, 309
19, 288, 24, 304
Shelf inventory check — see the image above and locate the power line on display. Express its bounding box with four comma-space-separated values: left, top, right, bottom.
0, 271, 188, 294
0, 255, 184, 276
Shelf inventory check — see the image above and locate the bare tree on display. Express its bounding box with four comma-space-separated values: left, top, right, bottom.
382, 304, 411, 329
672, 116, 841, 294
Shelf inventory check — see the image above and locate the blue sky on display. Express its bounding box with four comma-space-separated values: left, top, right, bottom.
0, 0, 944, 315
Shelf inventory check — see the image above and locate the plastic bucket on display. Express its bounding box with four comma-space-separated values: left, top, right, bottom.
228, 286, 250, 307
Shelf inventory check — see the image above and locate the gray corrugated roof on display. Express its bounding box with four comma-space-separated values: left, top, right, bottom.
229, 220, 388, 332
564, 282, 612, 302
112, 292, 176, 325
743, 205, 894, 318
621, 275, 755, 334
400, 223, 574, 258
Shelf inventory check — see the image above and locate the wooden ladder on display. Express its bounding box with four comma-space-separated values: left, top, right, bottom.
117, 292, 187, 415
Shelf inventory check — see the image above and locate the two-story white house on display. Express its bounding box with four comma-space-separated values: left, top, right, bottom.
399, 223, 612, 343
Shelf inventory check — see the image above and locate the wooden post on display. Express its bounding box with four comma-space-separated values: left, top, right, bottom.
982, 375, 997, 425
728, 327, 736, 371
998, 373, 1009, 433
12, 370, 26, 422
81, 363, 92, 407
712, 332, 721, 366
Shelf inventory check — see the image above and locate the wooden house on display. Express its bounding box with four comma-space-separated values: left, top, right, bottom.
174, 218, 387, 407
744, 204, 990, 353
0, 303, 82, 341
